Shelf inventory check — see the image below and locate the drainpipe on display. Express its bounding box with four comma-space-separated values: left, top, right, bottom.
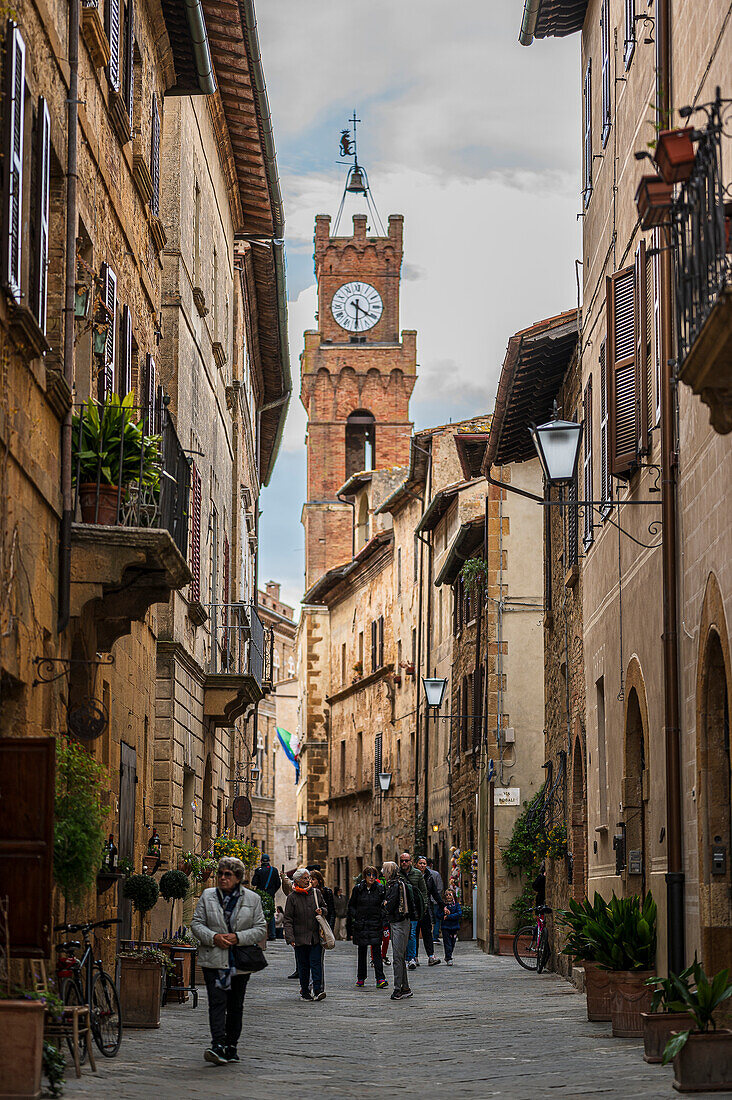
657, 0, 685, 977
58, 0, 80, 633
518, 0, 542, 45
183, 0, 216, 95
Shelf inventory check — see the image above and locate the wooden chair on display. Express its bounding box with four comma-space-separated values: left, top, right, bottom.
26, 960, 97, 1078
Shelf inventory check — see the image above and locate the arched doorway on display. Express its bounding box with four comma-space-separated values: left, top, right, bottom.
624, 686, 648, 896
571, 733, 588, 902
698, 627, 732, 973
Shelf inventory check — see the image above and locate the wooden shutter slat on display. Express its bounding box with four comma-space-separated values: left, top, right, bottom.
99, 263, 117, 401
3, 24, 26, 303
599, 340, 612, 516
33, 97, 50, 334
107, 0, 121, 92
607, 266, 638, 477
378, 615, 384, 668
583, 377, 594, 547
119, 304, 132, 396
189, 462, 201, 601
150, 93, 160, 216
635, 239, 649, 454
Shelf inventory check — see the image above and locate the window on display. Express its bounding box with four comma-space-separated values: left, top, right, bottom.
411, 627, 416, 668
396, 738, 401, 776
378, 615, 384, 668
122, 0, 134, 124
373, 731, 383, 789
397, 639, 402, 676
107, 0, 121, 93
98, 263, 117, 400
461, 676, 469, 752
455, 685, 462, 757
2, 22, 25, 305
653, 231, 661, 426
119, 304, 132, 397
601, 0, 611, 146
599, 341, 612, 517
583, 377, 594, 549
596, 677, 608, 824
583, 58, 592, 206
340, 741, 346, 788
397, 547, 401, 595
567, 453, 579, 567
356, 732, 363, 786
189, 463, 202, 601
341, 642, 346, 685
413, 534, 419, 582
624, 0, 636, 68
143, 353, 161, 431
607, 242, 650, 478
150, 93, 160, 217
370, 619, 377, 673
345, 410, 375, 478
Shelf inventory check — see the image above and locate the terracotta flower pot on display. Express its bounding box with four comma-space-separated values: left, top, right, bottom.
0, 1000, 45, 1099
610, 969, 654, 1037
672, 1028, 732, 1092
177, 858, 192, 874
641, 1010, 695, 1063
200, 868, 212, 883
79, 482, 119, 524
635, 175, 674, 229
654, 127, 696, 184
583, 961, 614, 1022
117, 956, 163, 1029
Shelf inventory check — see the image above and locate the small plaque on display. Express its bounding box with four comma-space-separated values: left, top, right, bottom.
494, 787, 520, 807
307, 824, 326, 838
232, 796, 252, 827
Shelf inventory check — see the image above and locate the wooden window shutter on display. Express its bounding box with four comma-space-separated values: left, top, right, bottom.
150, 93, 160, 217
119, 304, 132, 396
378, 615, 384, 668
2, 23, 26, 304
32, 97, 50, 334
607, 266, 638, 477
645, 244, 654, 440
601, 0, 611, 144
599, 340, 612, 516
567, 473, 579, 566
222, 532, 230, 604
583, 376, 594, 548
370, 619, 377, 673
189, 462, 201, 601
624, 0, 636, 65
107, 0, 121, 92
583, 59, 592, 204
374, 731, 383, 788
123, 0, 134, 124
653, 237, 662, 425
635, 239, 649, 454
144, 353, 157, 431
99, 263, 117, 400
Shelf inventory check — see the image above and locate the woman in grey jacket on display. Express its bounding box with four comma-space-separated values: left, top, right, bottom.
191, 856, 266, 1065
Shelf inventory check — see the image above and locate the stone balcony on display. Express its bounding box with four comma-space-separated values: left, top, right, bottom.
203, 603, 273, 727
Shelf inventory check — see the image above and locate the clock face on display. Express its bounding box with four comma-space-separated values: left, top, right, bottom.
331, 281, 383, 333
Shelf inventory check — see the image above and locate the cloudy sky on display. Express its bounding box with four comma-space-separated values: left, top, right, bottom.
257, 2, 582, 610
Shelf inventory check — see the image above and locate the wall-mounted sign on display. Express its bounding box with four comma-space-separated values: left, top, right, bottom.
307, 824, 326, 838
494, 787, 520, 807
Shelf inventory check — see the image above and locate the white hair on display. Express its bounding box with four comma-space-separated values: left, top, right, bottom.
292, 866, 311, 883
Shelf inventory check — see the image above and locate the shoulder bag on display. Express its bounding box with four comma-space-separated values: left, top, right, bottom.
313, 888, 336, 950
218, 890, 268, 973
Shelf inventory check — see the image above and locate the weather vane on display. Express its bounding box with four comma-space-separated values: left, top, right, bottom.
334, 111, 385, 235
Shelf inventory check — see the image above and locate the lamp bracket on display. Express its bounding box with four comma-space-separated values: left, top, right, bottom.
32, 653, 114, 686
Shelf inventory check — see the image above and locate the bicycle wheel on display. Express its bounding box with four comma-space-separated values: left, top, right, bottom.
536, 928, 550, 974
60, 978, 88, 1065
91, 970, 122, 1057
513, 924, 539, 970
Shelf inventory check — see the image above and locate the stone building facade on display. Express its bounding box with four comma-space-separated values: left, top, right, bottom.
0, 1, 288, 960
522, 0, 732, 974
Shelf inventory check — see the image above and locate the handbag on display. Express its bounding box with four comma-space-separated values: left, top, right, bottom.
313, 889, 336, 950
232, 943, 268, 973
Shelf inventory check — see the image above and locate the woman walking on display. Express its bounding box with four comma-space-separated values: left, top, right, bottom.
191, 856, 266, 1065
283, 867, 327, 1001
348, 866, 387, 989
441, 888, 462, 965
381, 860, 418, 1001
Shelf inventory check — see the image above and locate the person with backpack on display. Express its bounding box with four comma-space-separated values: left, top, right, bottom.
381, 861, 417, 1000
251, 855, 281, 941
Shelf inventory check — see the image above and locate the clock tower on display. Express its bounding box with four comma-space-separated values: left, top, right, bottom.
301, 212, 417, 590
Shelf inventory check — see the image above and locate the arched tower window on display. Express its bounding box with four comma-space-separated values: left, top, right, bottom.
346, 410, 375, 478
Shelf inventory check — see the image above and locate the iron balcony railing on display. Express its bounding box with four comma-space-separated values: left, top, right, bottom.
72, 399, 191, 559
207, 602, 274, 693
671, 89, 732, 368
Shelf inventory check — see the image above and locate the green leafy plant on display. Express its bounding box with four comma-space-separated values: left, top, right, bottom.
0, 986, 65, 1022
117, 856, 134, 877
557, 892, 609, 963
457, 849, 475, 874
661, 961, 732, 1065
122, 874, 160, 940
254, 888, 275, 922
537, 824, 568, 860
118, 946, 174, 976
460, 556, 487, 595
43, 1040, 65, 1098
502, 785, 547, 930
213, 835, 260, 873
559, 891, 657, 972
460, 904, 473, 923
160, 869, 189, 901
646, 959, 697, 1014
54, 736, 111, 904
72, 392, 161, 489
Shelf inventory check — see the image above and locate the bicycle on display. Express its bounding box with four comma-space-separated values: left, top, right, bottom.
55, 917, 123, 1058
513, 905, 552, 973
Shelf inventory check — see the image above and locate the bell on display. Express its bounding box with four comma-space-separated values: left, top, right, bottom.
346, 166, 366, 194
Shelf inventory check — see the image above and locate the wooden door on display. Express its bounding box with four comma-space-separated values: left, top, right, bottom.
118, 742, 136, 943
0, 737, 55, 957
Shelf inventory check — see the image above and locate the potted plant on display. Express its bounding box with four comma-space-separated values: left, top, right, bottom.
198, 857, 217, 884
118, 875, 163, 1028
178, 851, 195, 875
0, 989, 55, 1100
654, 127, 696, 184
661, 961, 732, 1092
458, 903, 473, 941
642, 964, 696, 1063
72, 393, 161, 525
558, 893, 613, 1021
635, 174, 674, 229
213, 835, 260, 882
159, 869, 190, 939
54, 735, 111, 905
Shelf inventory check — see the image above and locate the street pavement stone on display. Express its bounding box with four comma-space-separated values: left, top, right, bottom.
63, 940, 714, 1099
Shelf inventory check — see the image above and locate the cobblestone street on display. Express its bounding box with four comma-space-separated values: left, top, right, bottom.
63, 940, 706, 1099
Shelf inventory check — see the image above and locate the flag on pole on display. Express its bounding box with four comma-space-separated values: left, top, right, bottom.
276, 727, 301, 783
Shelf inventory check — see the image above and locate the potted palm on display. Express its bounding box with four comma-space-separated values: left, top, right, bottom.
589, 892, 657, 1037
642, 964, 696, 1063
661, 961, 732, 1092
72, 393, 161, 525
558, 893, 613, 1021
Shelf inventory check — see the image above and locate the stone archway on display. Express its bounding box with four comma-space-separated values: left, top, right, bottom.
623, 659, 651, 897
570, 731, 588, 902
696, 574, 732, 973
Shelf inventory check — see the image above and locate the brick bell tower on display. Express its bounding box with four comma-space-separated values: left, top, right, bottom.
300, 212, 417, 590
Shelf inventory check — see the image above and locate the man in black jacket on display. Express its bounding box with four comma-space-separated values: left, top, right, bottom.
412, 856, 442, 967
251, 855, 281, 940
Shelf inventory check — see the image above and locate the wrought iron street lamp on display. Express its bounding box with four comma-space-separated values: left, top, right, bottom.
529, 403, 584, 485
377, 771, 392, 794
422, 677, 448, 709
296, 820, 308, 837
